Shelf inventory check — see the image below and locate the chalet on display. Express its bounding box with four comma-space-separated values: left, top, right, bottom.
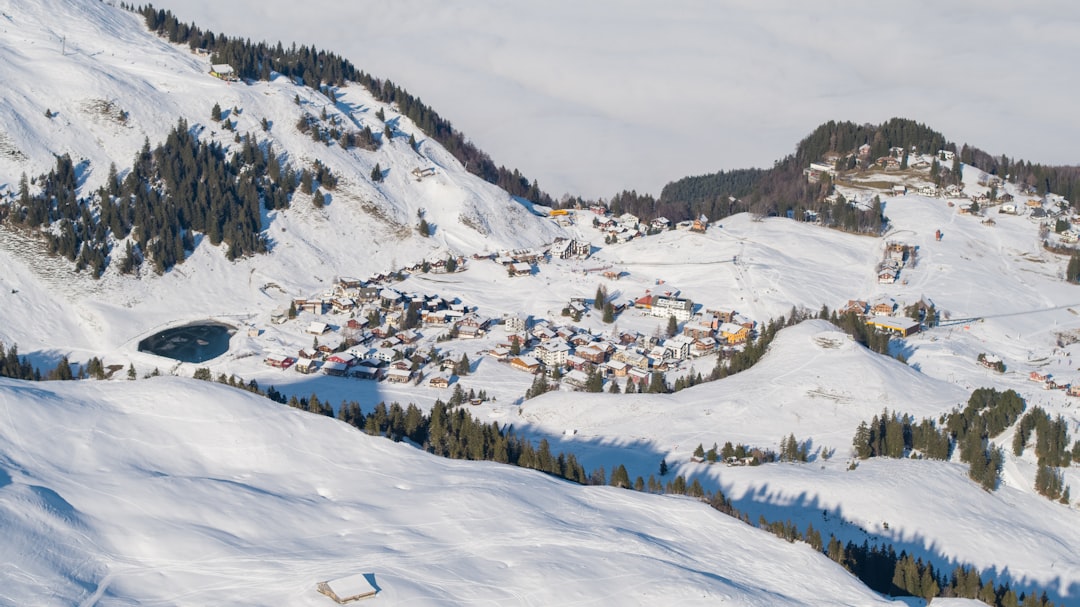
370, 348, 398, 363
919, 184, 939, 196
428, 374, 451, 388
379, 289, 402, 309
307, 321, 330, 335
691, 215, 708, 233
345, 318, 368, 331
294, 358, 317, 374
316, 573, 378, 604
535, 339, 572, 368
576, 344, 607, 364
509, 262, 532, 277
892, 185, 907, 196
682, 322, 714, 340
693, 336, 718, 356
264, 354, 295, 369
634, 294, 654, 311
338, 277, 363, 289
1029, 371, 1050, 383
618, 212, 640, 228
326, 352, 357, 367
651, 296, 694, 321
566, 354, 591, 372
385, 368, 413, 384
871, 300, 895, 316
866, 316, 921, 337
551, 238, 589, 260
510, 356, 541, 374
664, 335, 694, 360
604, 359, 629, 377
612, 349, 650, 370
841, 300, 868, 316
651, 217, 671, 230
563, 369, 591, 389
978, 354, 1003, 370
488, 346, 511, 361
397, 329, 421, 344
627, 367, 651, 386
389, 360, 412, 372
531, 324, 557, 341
356, 286, 380, 302
321, 360, 349, 376
999, 203, 1018, 215
271, 309, 289, 325
1067, 384, 1080, 398
878, 268, 898, 284
719, 323, 750, 345
209, 64, 237, 81
332, 298, 356, 313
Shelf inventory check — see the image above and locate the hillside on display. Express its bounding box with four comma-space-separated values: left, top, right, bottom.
0, 376, 903, 606
0, 0, 564, 353
2, 1, 1080, 606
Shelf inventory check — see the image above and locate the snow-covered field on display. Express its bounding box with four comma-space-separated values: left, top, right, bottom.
3, 1, 1080, 605
0, 376, 904, 606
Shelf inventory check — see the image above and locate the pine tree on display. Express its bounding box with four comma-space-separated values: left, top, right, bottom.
370, 163, 383, 182
693, 443, 705, 460
127, 363, 136, 380
211, 102, 221, 121
594, 285, 606, 310
667, 315, 678, 337
659, 458, 669, 476
602, 302, 615, 323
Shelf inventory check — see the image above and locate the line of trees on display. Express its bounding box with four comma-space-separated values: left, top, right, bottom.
851, 388, 1026, 491
133, 4, 557, 208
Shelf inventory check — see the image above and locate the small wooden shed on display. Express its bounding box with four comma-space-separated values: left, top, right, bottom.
317, 572, 378, 603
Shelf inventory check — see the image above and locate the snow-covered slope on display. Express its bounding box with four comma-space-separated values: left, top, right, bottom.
0, 0, 564, 352
0, 376, 902, 606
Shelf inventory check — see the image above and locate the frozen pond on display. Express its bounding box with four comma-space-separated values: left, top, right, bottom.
137, 323, 234, 363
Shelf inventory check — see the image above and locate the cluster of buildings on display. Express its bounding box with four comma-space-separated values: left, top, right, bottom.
841, 298, 922, 337
1029, 371, 1080, 397
264, 277, 493, 386
877, 242, 915, 285
498, 302, 756, 391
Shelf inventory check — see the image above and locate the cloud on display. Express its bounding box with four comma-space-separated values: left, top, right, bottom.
162, 0, 1080, 198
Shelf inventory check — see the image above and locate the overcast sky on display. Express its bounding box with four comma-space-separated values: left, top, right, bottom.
160, 1, 1080, 199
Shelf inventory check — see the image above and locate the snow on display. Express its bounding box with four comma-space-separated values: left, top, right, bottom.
2, 1, 1080, 605
0, 376, 902, 606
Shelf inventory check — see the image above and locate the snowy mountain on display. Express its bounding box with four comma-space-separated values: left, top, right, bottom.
2, 1, 1080, 606
0, 0, 563, 353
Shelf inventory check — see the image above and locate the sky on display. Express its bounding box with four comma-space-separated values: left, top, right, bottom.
158, 1, 1080, 199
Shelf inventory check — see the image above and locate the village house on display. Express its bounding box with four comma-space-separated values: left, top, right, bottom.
209, 63, 237, 81
604, 359, 629, 377
682, 322, 714, 340
576, 344, 607, 364
866, 316, 921, 337
294, 358, 317, 374
691, 215, 708, 233
307, 321, 330, 335
612, 348, 650, 370
428, 374, 451, 388
651, 295, 694, 322
535, 339, 572, 368
510, 355, 541, 374
509, 262, 532, 277
563, 369, 591, 390
385, 368, 413, 384
841, 300, 868, 316
871, 299, 896, 316
719, 323, 750, 345
264, 353, 295, 370
664, 334, 695, 360
693, 336, 718, 356
627, 367, 651, 387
